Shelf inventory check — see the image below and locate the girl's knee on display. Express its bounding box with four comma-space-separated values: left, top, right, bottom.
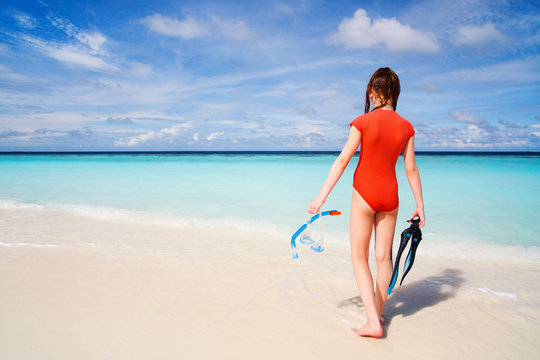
374, 250, 392, 264
350, 249, 369, 264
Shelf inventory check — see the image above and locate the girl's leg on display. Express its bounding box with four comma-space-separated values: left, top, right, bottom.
349, 190, 382, 338
373, 208, 398, 320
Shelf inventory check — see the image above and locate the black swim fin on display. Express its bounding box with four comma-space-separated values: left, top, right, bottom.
399, 223, 422, 286
387, 218, 422, 295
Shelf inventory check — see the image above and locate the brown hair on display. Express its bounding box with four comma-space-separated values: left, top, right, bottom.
364, 67, 400, 113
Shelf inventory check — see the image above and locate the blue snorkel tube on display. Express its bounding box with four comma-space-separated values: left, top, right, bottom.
291, 210, 341, 259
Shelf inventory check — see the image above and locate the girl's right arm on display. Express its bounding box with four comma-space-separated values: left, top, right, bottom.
402, 136, 425, 227
307, 126, 361, 214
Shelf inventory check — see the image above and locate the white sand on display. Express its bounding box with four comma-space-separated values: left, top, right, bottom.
1, 207, 539, 359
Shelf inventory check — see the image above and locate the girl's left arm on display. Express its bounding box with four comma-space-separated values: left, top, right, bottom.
307, 127, 361, 214
403, 136, 425, 227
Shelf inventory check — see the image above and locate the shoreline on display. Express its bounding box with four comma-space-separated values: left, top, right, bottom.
2, 198, 539, 263
1, 208, 539, 359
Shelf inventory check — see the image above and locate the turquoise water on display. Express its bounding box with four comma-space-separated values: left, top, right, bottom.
1, 153, 539, 248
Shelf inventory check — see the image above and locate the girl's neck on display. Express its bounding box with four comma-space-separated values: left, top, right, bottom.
374, 104, 394, 111
371, 97, 393, 111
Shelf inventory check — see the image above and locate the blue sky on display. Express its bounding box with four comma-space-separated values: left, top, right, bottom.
0, 0, 539, 151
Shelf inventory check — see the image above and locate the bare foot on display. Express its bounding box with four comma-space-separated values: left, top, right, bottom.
353, 321, 383, 338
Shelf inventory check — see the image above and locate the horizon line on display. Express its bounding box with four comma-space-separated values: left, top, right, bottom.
1, 150, 539, 156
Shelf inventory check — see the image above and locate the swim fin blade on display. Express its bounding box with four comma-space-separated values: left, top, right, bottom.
399, 227, 422, 287
387, 226, 411, 295
387, 218, 422, 295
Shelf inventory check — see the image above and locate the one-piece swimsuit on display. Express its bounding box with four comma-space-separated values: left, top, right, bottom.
350, 108, 415, 212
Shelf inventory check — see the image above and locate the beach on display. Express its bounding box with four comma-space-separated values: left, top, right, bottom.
1, 203, 539, 360
2, 0, 539, 356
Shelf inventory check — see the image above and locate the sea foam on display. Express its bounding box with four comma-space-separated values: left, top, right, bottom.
1, 198, 539, 264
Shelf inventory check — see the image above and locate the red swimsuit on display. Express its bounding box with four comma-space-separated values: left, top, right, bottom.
350, 109, 415, 212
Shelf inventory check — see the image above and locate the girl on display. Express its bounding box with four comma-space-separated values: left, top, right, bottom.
307, 67, 425, 338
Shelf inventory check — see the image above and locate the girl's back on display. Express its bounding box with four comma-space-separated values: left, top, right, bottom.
350, 108, 414, 212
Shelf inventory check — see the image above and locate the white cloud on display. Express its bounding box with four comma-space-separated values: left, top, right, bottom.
414, 82, 444, 93
68, 126, 93, 139
301, 131, 326, 149
0, 64, 27, 81
47, 12, 78, 37
140, 14, 209, 39
46, 12, 110, 55
0, 112, 100, 132
415, 111, 540, 150
455, 23, 508, 49
211, 16, 254, 40
450, 111, 479, 124
206, 131, 224, 141
22, 35, 116, 71
0, 128, 26, 138
140, 14, 254, 41
14, 12, 37, 29
130, 62, 153, 76
295, 104, 318, 117
450, 111, 495, 131
17, 12, 115, 72
192, 133, 200, 141
106, 117, 133, 125
75, 32, 107, 54
114, 122, 192, 147
327, 9, 439, 53
51, 45, 113, 70
428, 58, 540, 83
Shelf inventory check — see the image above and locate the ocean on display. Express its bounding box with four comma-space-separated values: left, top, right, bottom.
1, 152, 539, 261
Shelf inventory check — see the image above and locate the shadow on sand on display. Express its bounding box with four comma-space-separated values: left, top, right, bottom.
338, 268, 466, 338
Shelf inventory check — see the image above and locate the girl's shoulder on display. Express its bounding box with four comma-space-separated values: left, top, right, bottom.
391, 112, 415, 137
350, 112, 372, 131
383, 110, 412, 126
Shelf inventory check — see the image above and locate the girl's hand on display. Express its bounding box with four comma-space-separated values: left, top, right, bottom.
307, 197, 325, 214
409, 207, 425, 228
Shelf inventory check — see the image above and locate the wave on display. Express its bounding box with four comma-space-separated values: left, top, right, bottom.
1, 198, 539, 263
470, 287, 518, 299
0, 241, 63, 248
0, 198, 292, 239
417, 232, 540, 263
0, 199, 45, 210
